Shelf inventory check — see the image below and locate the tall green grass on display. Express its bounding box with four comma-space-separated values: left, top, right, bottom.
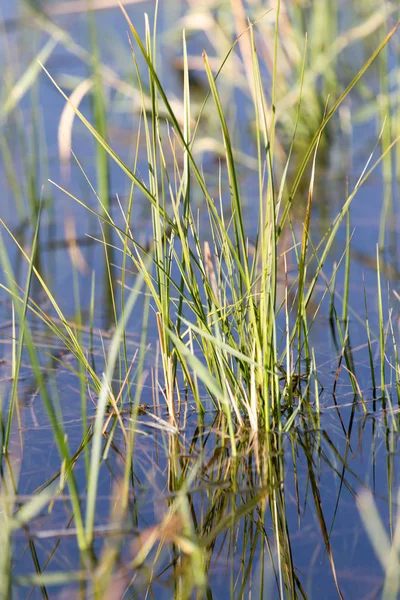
41, 3, 399, 439
0, 1, 400, 597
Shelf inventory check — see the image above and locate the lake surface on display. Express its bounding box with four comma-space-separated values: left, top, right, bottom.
1, 1, 400, 598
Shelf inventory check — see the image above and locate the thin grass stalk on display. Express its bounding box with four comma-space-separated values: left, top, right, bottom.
377, 245, 386, 399
295, 126, 322, 399
378, 7, 393, 250
388, 304, 400, 408
119, 3, 250, 285
0, 237, 87, 553
342, 209, 351, 324
329, 261, 338, 328
278, 20, 400, 235
249, 22, 278, 427
71, 254, 90, 477
173, 30, 191, 372
363, 275, 377, 395
3, 205, 42, 451
300, 135, 400, 320
203, 52, 248, 290
88, 2, 109, 213
120, 179, 136, 406
312, 348, 320, 436
0, 218, 103, 393
0, 136, 25, 219
249, 24, 268, 425
84, 261, 147, 544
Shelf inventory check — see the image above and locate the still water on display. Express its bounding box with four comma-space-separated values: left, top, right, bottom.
1, 1, 400, 598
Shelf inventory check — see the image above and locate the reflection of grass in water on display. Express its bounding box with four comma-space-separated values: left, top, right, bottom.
2, 412, 395, 598
0, 1, 400, 597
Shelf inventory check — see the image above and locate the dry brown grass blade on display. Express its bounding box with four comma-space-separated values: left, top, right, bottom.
204, 241, 220, 305
230, 0, 255, 100
64, 215, 89, 274
58, 78, 93, 182
47, 0, 146, 16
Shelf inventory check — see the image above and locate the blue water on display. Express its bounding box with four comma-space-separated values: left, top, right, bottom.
1, 1, 400, 598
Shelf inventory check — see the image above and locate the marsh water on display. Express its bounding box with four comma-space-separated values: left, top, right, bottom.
1, 1, 400, 598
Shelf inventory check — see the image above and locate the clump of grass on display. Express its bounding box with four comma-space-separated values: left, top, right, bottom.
42, 5, 398, 441
0, 2, 400, 598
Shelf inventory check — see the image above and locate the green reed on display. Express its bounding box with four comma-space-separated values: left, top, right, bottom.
0, 1, 399, 598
